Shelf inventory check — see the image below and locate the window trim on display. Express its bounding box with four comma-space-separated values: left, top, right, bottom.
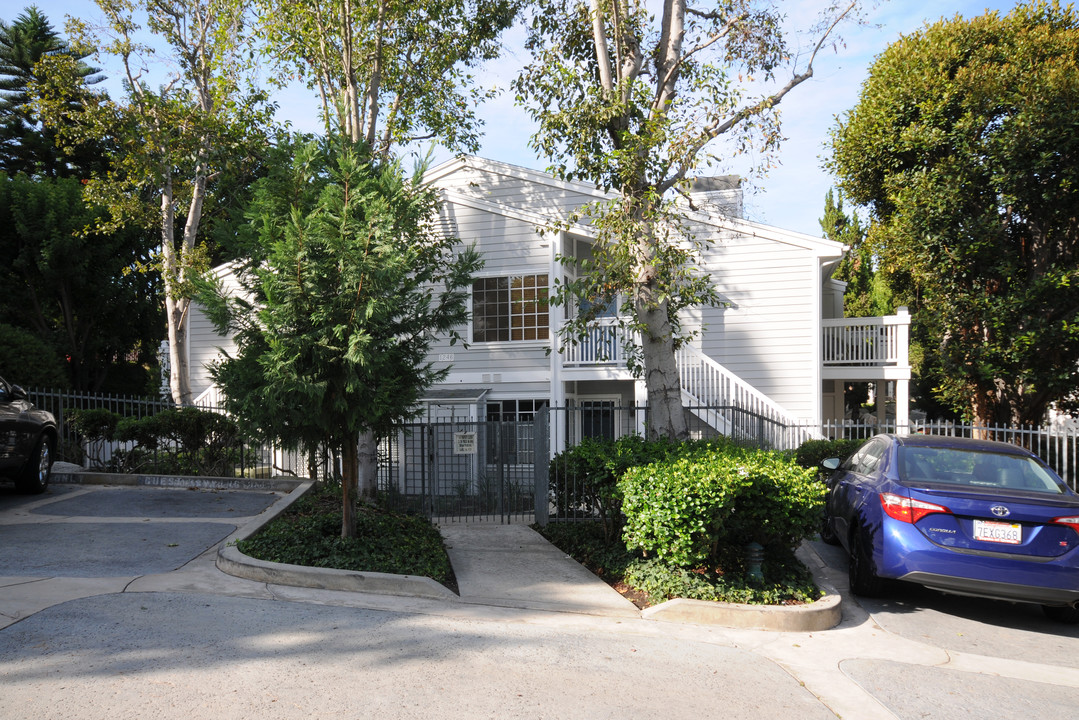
470, 272, 550, 345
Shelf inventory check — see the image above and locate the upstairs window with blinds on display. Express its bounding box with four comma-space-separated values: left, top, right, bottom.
472, 274, 549, 342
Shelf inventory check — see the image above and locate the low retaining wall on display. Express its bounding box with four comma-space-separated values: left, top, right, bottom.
51, 468, 304, 493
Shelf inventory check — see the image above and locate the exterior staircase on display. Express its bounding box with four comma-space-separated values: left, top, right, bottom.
676, 344, 812, 448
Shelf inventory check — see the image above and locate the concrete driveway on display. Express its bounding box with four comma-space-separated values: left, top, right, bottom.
2, 480, 1079, 719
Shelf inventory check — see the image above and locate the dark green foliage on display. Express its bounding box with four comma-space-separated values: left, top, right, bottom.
623, 550, 821, 606
830, 2, 1079, 426
198, 138, 482, 534
0, 173, 162, 391
548, 435, 683, 539
70, 406, 248, 476
199, 139, 481, 451
620, 444, 824, 568
536, 521, 820, 606
0, 322, 68, 387
535, 521, 638, 582
237, 482, 454, 587
821, 189, 896, 320
68, 407, 119, 439
0, 6, 105, 178
794, 438, 864, 472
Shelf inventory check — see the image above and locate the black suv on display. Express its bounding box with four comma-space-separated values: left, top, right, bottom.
0, 375, 56, 493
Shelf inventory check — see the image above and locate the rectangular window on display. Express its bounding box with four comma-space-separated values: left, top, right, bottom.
578, 400, 617, 440
473, 274, 549, 342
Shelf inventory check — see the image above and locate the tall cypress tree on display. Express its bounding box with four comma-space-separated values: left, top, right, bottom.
199, 139, 481, 537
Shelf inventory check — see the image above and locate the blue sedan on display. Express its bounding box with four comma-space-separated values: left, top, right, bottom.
821, 434, 1079, 623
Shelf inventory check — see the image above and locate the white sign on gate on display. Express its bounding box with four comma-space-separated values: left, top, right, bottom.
453, 431, 477, 455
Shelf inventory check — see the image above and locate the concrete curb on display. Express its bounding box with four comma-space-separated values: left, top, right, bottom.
50, 468, 843, 627
52, 469, 304, 493
639, 542, 843, 631
643, 593, 842, 631
215, 481, 458, 602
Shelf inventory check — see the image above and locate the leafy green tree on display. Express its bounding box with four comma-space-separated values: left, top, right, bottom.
0, 173, 162, 391
821, 188, 892, 319
829, 1, 1079, 426
254, 0, 519, 152
198, 140, 482, 537
33, 0, 272, 406
0, 5, 104, 178
0, 322, 69, 387
513, 0, 859, 439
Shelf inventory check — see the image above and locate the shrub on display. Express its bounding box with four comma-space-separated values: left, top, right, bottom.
548, 435, 683, 539
623, 549, 821, 605
71, 406, 251, 476
112, 407, 245, 475
794, 438, 864, 474
620, 444, 823, 569
69, 408, 122, 468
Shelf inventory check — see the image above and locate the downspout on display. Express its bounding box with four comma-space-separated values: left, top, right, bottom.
549, 231, 567, 454
811, 255, 825, 433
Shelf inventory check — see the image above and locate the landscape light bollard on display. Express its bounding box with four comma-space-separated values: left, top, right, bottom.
745, 541, 764, 583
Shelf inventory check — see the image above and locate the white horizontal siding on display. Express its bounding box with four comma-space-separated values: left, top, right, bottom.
693, 225, 820, 420
433, 165, 598, 220
187, 304, 235, 401
188, 269, 242, 401
428, 200, 557, 383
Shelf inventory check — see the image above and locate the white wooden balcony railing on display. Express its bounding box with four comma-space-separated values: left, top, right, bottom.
822, 307, 911, 368
559, 316, 809, 444
560, 316, 628, 367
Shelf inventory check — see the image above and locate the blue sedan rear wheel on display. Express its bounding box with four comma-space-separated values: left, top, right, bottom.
848, 529, 884, 597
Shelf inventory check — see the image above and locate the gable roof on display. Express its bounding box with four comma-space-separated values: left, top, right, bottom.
425, 155, 847, 260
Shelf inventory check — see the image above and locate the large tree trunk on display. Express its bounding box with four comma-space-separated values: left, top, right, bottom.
159, 173, 193, 406
635, 285, 688, 440
164, 294, 191, 405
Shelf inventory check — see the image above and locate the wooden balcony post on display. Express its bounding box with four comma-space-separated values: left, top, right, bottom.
895, 306, 911, 434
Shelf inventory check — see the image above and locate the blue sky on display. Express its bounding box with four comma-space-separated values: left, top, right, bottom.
18, 0, 1020, 234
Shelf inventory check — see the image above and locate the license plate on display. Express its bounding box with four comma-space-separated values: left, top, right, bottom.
973, 519, 1022, 545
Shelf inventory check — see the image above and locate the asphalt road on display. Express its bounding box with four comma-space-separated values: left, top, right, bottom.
2, 481, 1079, 720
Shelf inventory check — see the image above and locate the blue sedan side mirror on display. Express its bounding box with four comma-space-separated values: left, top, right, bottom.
821, 457, 841, 471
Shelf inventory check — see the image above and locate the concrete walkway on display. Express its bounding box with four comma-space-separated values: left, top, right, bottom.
439, 522, 640, 617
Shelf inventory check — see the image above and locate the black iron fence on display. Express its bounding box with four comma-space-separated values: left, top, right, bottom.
26, 388, 1079, 517
787, 418, 1079, 492
25, 387, 316, 480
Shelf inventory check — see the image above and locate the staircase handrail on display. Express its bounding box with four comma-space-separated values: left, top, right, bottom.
676, 344, 816, 447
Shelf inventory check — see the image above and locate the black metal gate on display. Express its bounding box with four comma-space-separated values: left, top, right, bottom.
378, 419, 543, 523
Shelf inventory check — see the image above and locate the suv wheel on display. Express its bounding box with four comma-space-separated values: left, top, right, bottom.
16, 435, 52, 494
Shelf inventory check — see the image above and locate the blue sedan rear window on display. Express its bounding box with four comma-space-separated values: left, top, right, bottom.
899, 446, 1067, 494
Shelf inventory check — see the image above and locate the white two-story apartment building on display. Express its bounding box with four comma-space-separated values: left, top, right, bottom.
188, 156, 911, 451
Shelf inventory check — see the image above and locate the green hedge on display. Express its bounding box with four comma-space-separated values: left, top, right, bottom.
0, 323, 69, 388
794, 438, 864, 472
620, 444, 823, 569
70, 406, 251, 476
548, 435, 684, 539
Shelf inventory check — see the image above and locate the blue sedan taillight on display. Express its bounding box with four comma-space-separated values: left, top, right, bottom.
1053, 516, 1079, 536
880, 492, 952, 524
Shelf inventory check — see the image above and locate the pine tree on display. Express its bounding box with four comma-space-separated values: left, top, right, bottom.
0, 6, 103, 177
199, 139, 481, 537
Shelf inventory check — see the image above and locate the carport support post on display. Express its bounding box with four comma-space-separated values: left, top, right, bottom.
534, 406, 550, 526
